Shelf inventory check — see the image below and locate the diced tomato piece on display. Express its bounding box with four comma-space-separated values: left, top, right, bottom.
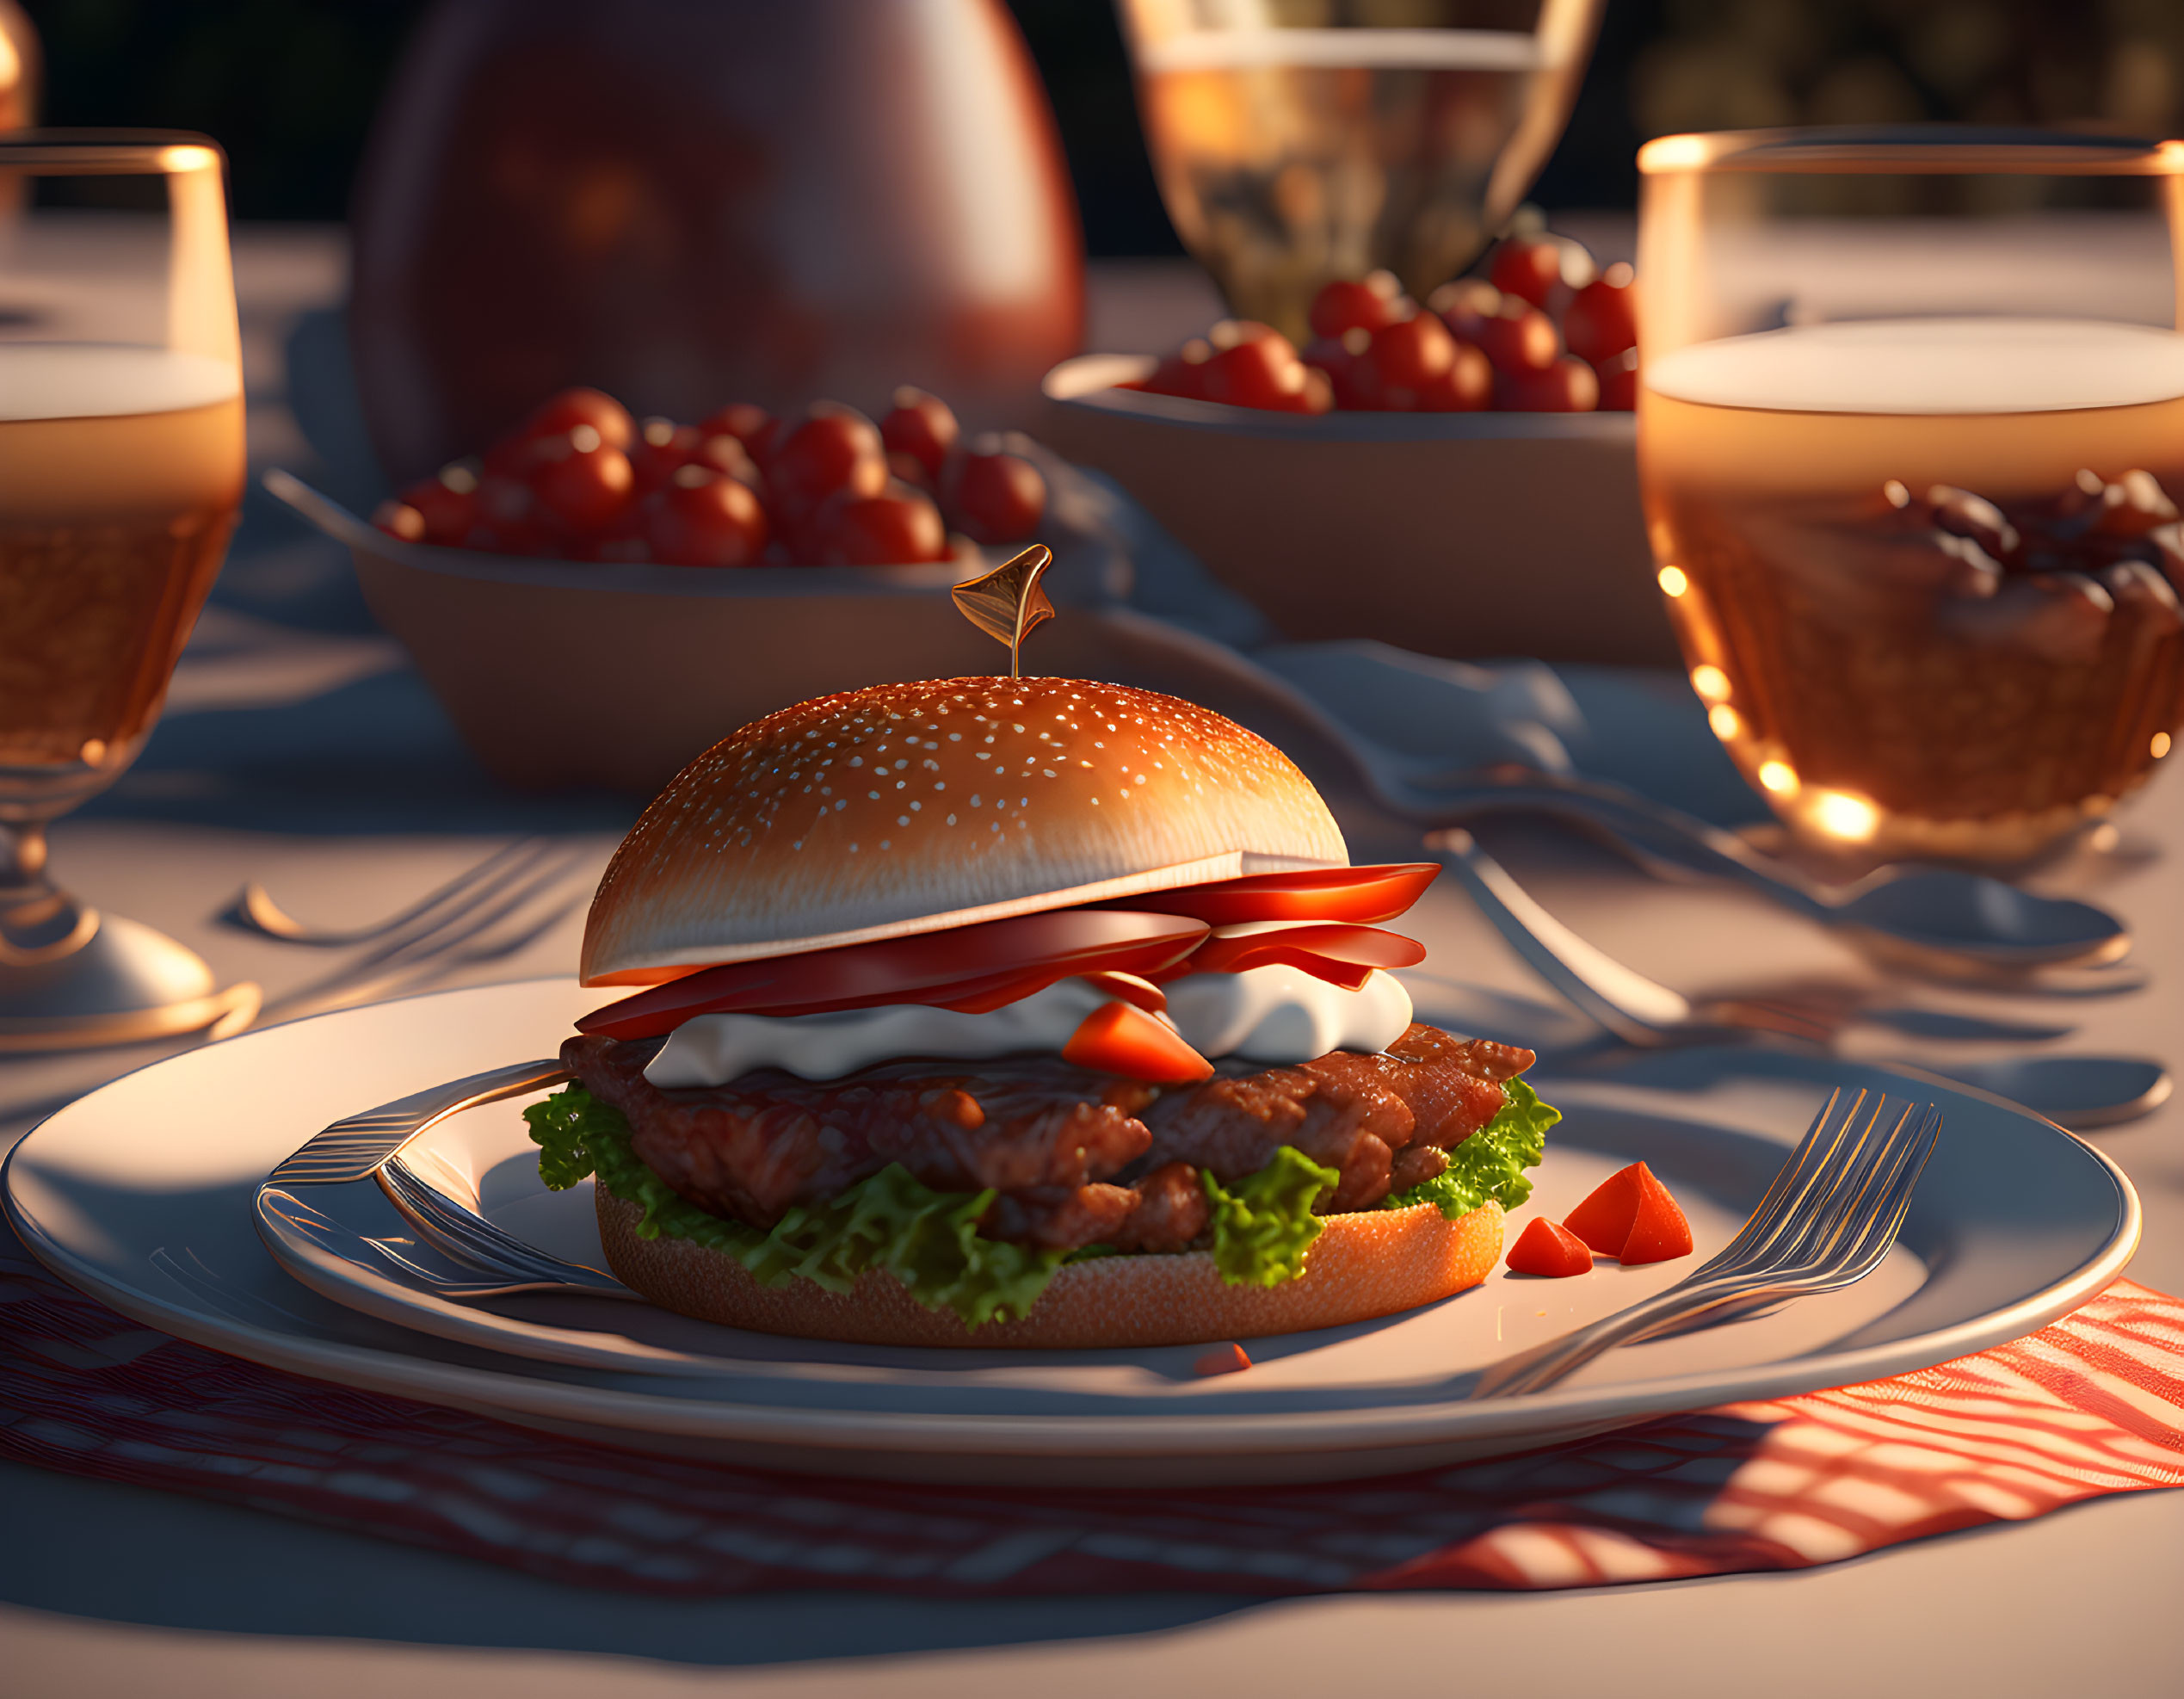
578, 909, 1209, 1026
1562, 1163, 1644, 1255
1505, 1216, 1593, 1277
1159, 922, 1425, 987
1192, 1341, 1253, 1376
1095, 862, 1440, 926
1618, 1165, 1694, 1264
1063, 998, 1213, 1084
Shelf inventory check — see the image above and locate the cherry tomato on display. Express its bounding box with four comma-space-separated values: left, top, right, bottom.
1428, 277, 1502, 344
1595, 345, 1638, 411
577, 909, 1212, 1016
812, 482, 949, 565
947, 443, 1046, 544
1496, 355, 1600, 412
1476, 300, 1561, 374
1307, 271, 1404, 340
527, 428, 636, 531
768, 405, 887, 518
1370, 312, 1456, 392
1416, 341, 1492, 411
1304, 328, 1389, 408
1200, 332, 1311, 410
1142, 337, 1214, 399
486, 388, 635, 477
645, 466, 769, 567
468, 474, 555, 554
373, 500, 426, 542
630, 419, 698, 493
1488, 237, 1565, 309
880, 386, 959, 482
1564, 261, 1638, 364
397, 463, 481, 542
522, 386, 635, 449
701, 402, 779, 463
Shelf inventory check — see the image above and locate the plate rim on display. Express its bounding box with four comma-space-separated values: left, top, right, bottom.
3, 979, 2143, 1461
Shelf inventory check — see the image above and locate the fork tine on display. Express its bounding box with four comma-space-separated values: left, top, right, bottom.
1766, 1093, 1908, 1267
221, 837, 544, 947
1692, 1086, 1862, 1277
251, 851, 591, 1026
1821, 1102, 1942, 1279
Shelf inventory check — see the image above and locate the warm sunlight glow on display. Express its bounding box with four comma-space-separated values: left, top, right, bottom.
158, 145, 220, 175
1810, 789, 1880, 843
1638, 133, 1712, 174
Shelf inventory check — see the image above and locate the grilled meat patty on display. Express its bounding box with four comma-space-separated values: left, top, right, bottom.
561, 1024, 1533, 1253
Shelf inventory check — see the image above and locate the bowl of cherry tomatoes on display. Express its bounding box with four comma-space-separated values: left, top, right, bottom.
1039, 234, 1676, 667
271, 385, 1063, 794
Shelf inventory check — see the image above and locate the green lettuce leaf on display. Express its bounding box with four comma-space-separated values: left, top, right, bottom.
523, 1084, 1066, 1328
1201, 1144, 1341, 1288
1384, 1076, 1559, 1220
525, 1070, 1560, 1321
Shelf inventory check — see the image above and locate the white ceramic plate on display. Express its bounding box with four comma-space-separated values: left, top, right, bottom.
3, 979, 2138, 1486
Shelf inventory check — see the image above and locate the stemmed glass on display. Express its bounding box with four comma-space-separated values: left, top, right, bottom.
1114, 0, 1605, 341
1637, 128, 2184, 866
0, 133, 255, 1048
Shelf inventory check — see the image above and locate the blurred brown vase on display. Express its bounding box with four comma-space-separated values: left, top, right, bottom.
349, 0, 1084, 487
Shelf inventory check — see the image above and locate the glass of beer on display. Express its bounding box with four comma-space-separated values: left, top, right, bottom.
0, 133, 254, 1047
1637, 129, 2184, 866
1115, 0, 1604, 342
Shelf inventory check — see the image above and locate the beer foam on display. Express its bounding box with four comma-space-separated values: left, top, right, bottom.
1646, 318, 2184, 417
0, 343, 240, 423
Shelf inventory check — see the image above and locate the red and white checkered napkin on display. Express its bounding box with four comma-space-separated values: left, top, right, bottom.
3, 1239, 2181, 1596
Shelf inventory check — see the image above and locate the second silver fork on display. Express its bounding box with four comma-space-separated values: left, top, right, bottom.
1469, 1088, 1941, 1399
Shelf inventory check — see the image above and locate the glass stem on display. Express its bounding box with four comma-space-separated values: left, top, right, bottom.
0, 823, 97, 965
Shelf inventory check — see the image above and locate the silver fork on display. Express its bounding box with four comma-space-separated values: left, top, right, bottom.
237, 849, 592, 1031
1469, 1087, 1941, 1399
222, 838, 556, 948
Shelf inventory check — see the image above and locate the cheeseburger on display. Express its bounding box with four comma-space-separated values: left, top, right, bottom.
527, 676, 1555, 1348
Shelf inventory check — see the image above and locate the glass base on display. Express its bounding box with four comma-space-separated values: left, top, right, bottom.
0, 860, 259, 1053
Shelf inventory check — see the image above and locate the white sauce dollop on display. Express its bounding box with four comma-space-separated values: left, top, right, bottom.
644, 966, 1414, 1088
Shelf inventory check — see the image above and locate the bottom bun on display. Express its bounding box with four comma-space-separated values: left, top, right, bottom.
595, 1180, 1502, 1349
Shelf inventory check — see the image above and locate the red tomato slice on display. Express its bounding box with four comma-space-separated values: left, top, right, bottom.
1063, 999, 1213, 1083
1154, 923, 1426, 989
1099, 863, 1440, 926
577, 911, 1208, 1040
1505, 1216, 1593, 1277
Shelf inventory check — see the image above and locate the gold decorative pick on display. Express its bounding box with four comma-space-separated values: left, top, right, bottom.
950, 543, 1054, 679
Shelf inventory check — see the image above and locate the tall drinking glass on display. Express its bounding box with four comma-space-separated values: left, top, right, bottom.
1637, 129, 2184, 866
1116, 0, 1604, 343
0, 133, 253, 1048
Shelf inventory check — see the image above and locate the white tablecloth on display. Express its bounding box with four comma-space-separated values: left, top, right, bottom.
3, 232, 2180, 1699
